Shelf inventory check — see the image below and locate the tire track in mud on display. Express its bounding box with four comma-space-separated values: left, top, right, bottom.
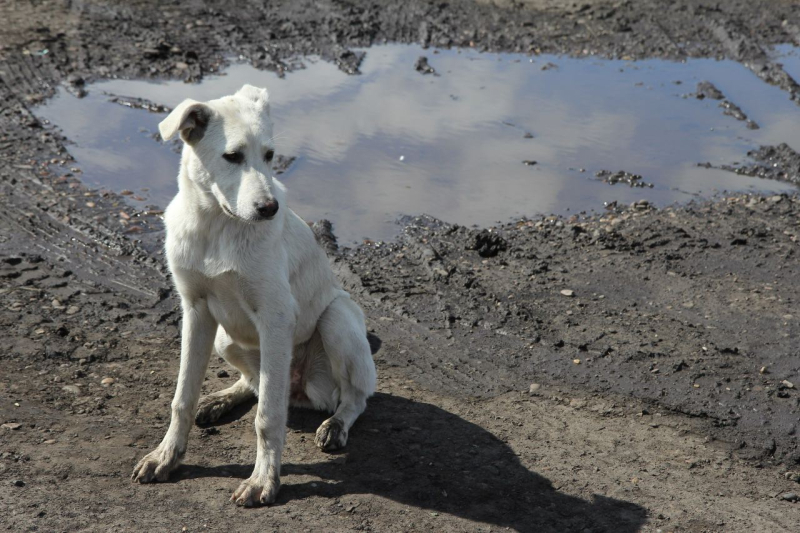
0, 64, 171, 304
710, 17, 800, 104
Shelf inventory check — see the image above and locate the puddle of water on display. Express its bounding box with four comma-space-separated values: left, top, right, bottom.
35, 44, 799, 243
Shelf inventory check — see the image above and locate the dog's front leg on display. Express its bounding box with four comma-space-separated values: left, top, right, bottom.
231, 312, 294, 507
132, 297, 217, 482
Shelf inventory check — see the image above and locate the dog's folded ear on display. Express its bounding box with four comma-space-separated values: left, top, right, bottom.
159, 99, 212, 144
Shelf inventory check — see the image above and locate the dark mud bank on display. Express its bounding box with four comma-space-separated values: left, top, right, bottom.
342, 194, 800, 464
5, 0, 800, 87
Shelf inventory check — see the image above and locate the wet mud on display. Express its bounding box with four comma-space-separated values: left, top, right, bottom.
107, 95, 172, 114
702, 143, 800, 187
595, 170, 654, 188
692, 80, 759, 129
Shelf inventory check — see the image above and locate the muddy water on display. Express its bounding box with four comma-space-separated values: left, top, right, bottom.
35, 44, 799, 243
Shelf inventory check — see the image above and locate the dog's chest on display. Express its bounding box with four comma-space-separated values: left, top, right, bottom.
204, 273, 261, 347
170, 220, 270, 279
166, 208, 340, 348
168, 224, 282, 347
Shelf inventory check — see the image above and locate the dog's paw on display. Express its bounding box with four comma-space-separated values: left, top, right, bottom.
231, 476, 280, 507
315, 417, 348, 452
131, 446, 181, 483
195, 394, 232, 426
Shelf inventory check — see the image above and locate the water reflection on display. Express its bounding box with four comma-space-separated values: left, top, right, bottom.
35, 44, 799, 243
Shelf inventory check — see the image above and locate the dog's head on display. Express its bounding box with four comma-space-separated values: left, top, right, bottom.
159, 84, 284, 222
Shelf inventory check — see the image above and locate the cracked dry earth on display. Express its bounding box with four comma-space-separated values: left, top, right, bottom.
1, 1, 800, 532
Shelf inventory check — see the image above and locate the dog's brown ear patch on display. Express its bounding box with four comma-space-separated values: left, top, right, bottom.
159, 99, 211, 144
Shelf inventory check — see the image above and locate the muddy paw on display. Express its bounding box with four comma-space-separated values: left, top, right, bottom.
195, 395, 232, 426
131, 445, 182, 483
315, 417, 348, 451
231, 477, 280, 507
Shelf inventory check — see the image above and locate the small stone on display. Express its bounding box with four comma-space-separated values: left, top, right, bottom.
62, 385, 81, 395
66, 305, 80, 315
414, 56, 436, 75
66, 74, 84, 86
13, 480, 25, 487
2, 422, 22, 430
216, 369, 229, 378
784, 471, 800, 483
781, 380, 794, 389
779, 492, 798, 502
760, 366, 768, 374
560, 289, 575, 297
695, 81, 724, 100
670, 361, 688, 373
569, 398, 586, 408
573, 359, 581, 365
200, 427, 220, 438
528, 383, 541, 395
769, 195, 783, 203
43, 439, 56, 444
101, 377, 116, 386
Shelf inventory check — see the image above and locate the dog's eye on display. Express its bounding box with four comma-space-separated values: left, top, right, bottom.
222, 151, 244, 164
264, 150, 275, 163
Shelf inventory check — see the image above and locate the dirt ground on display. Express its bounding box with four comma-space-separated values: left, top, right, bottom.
1, 1, 800, 531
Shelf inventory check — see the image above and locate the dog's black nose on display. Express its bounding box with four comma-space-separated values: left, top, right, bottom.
255, 200, 279, 219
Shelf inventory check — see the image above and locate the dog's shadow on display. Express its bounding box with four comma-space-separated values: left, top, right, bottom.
176, 333, 646, 531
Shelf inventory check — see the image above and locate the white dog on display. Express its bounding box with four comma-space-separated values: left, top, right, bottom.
131, 85, 377, 506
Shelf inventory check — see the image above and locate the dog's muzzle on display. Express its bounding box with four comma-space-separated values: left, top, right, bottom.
254, 199, 279, 220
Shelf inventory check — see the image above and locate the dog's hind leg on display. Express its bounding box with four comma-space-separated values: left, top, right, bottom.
290, 332, 338, 412
195, 328, 258, 425
314, 294, 377, 451
195, 376, 255, 425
